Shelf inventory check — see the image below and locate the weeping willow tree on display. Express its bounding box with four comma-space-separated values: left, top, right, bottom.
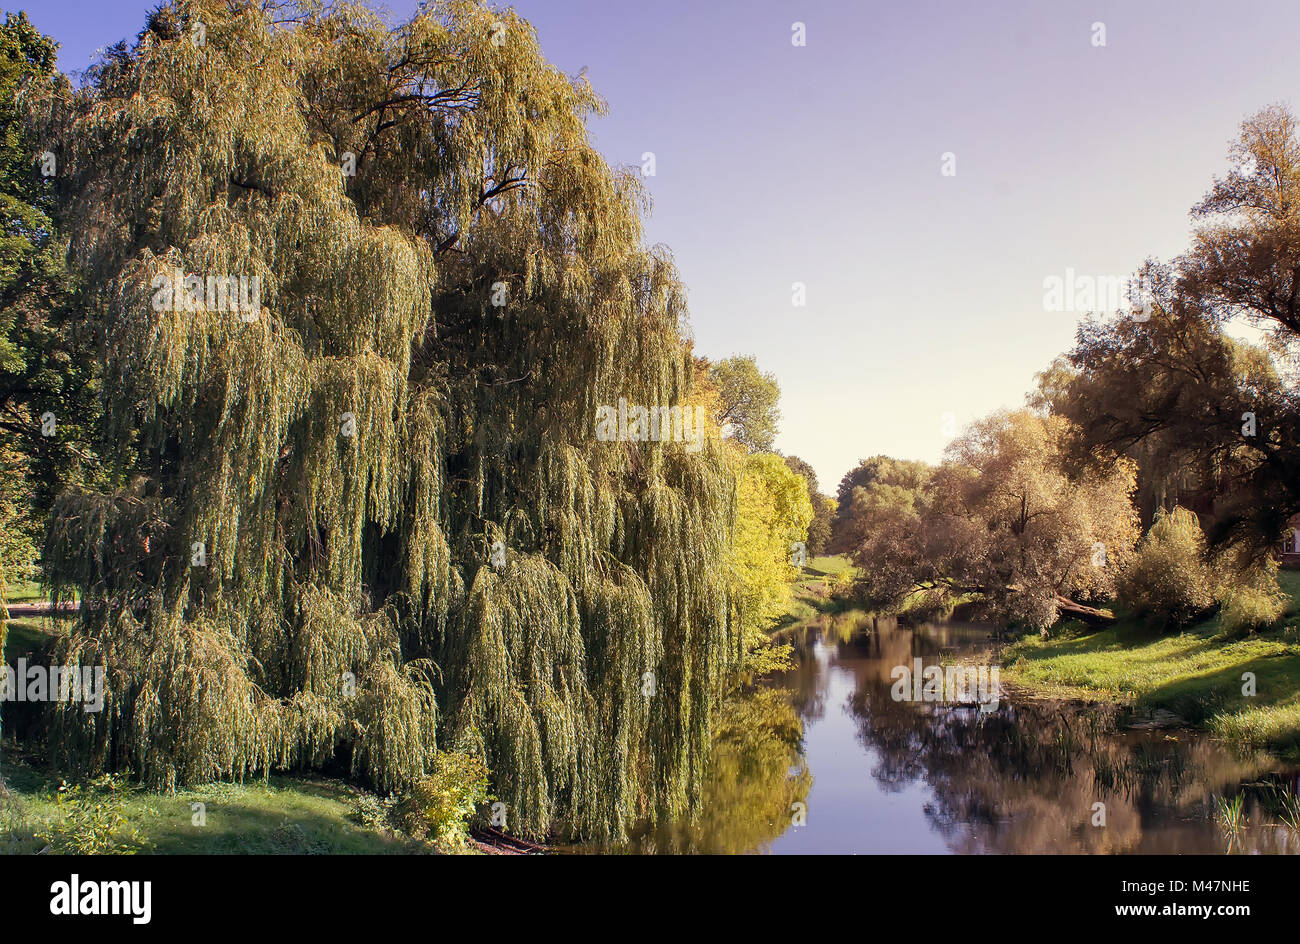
27, 0, 739, 840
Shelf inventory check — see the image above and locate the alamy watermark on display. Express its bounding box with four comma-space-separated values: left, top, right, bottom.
50, 874, 150, 924
1, 659, 105, 712
150, 268, 262, 321
890, 658, 1000, 712
594, 398, 707, 453
1043, 268, 1152, 320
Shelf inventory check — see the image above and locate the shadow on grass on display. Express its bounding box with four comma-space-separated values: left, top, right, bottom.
2, 617, 64, 662
1004, 607, 1300, 753
1006, 619, 1219, 665
1136, 647, 1300, 728
142, 797, 419, 855
0, 756, 426, 855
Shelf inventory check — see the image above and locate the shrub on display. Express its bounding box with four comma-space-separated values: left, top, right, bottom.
1054, 619, 1088, 639
34, 776, 152, 854
1217, 559, 1289, 637
1118, 507, 1215, 631
347, 791, 396, 832
831, 570, 856, 598
390, 750, 492, 848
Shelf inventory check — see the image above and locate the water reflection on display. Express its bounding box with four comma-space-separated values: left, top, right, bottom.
582, 612, 1300, 853
765, 613, 1299, 854
599, 687, 812, 854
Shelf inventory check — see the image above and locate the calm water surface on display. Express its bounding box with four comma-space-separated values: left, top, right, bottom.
605, 613, 1300, 854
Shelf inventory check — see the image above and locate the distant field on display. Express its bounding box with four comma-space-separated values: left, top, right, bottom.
805, 555, 853, 577
3, 572, 79, 606
769, 554, 856, 627
3, 577, 43, 604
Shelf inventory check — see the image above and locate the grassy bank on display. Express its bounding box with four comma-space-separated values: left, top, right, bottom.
0, 752, 443, 855
0, 753, 433, 854
1002, 570, 1300, 755
2, 578, 43, 604
771, 555, 855, 627
1, 605, 464, 855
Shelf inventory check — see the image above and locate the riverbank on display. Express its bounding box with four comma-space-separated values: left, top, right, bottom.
0, 751, 431, 854
770, 555, 856, 628
792, 558, 1300, 758
1001, 571, 1300, 757
0, 749, 546, 854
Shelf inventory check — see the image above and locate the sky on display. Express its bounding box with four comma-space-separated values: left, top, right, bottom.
18, 0, 1300, 490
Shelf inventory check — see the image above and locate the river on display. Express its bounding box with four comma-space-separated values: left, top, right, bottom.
604, 612, 1300, 854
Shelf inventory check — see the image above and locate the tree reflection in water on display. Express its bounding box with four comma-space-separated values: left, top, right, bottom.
583, 614, 1299, 853
776, 614, 1300, 854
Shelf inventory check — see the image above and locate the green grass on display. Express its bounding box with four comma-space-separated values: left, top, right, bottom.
771, 555, 856, 627
2, 616, 63, 661
1002, 569, 1300, 755
3, 577, 44, 604
0, 755, 437, 854
805, 555, 853, 577
3, 580, 436, 855
2, 569, 78, 607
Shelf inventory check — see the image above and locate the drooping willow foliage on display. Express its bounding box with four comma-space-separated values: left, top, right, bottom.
28, 0, 739, 839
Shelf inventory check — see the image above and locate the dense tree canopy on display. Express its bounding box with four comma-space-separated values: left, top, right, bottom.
783, 454, 832, 555
0, 11, 99, 641
831, 455, 931, 553
849, 411, 1140, 631
1059, 106, 1300, 557
693, 355, 813, 631
26, 0, 749, 841
730, 452, 812, 632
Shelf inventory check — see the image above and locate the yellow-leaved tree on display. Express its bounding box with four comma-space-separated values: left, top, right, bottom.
730, 452, 812, 636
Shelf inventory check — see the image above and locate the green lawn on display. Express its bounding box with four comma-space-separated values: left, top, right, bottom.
2, 577, 45, 604
3, 570, 80, 607
0, 755, 436, 854
771, 554, 856, 627
805, 555, 853, 577
1002, 569, 1300, 755
2, 616, 63, 661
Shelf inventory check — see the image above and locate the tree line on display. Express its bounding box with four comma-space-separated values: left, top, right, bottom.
834, 104, 1300, 636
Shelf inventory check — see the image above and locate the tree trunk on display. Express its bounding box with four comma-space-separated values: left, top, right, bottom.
1054, 594, 1115, 626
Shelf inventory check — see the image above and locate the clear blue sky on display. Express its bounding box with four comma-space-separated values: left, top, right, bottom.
18, 0, 1300, 490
